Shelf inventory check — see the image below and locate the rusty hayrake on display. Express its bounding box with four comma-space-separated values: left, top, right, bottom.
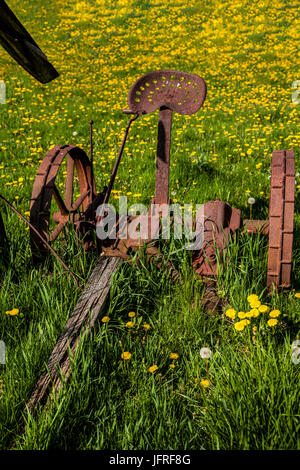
24, 71, 296, 414
1, 0, 295, 437
28, 70, 296, 301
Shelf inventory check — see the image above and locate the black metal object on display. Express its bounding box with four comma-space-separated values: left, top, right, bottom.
0, 0, 59, 83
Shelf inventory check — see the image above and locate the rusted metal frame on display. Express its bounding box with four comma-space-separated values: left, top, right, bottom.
101, 70, 207, 275
267, 150, 295, 290
89, 120, 94, 191
243, 219, 269, 235
0, 194, 79, 285
102, 113, 139, 206
52, 184, 69, 216
126, 69, 207, 116
267, 151, 285, 289
154, 107, 172, 206
30, 145, 94, 258
82, 188, 107, 221
192, 200, 241, 277
31, 146, 65, 240
65, 155, 75, 210
280, 150, 295, 286
31, 145, 70, 240
53, 190, 91, 224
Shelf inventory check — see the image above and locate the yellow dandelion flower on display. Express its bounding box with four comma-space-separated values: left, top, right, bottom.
238, 311, 246, 319
126, 321, 134, 328
101, 316, 110, 323
269, 310, 281, 318
241, 319, 250, 326
148, 364, 158, 373
5, 308, 19, 316
225, 308, 236, 319
200, 379, 210, 388
234, 321, 245, 331
258, 305, 269, 313
169, 364, 175, 369
143, 323, 151, 330
246, 311, 254, 318
121, 351, 131, 360
294, 293, 300, 298
128, 311, 136, 318
170, 353, 179, 360
267, 319, 278, 327
247, 294, 259, 303
250, 300, 261, 309
250, 308, 260, 318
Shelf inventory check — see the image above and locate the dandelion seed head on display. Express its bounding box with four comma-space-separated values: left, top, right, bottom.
200, 347, 212, 359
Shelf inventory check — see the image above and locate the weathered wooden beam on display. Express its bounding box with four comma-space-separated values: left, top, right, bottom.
26, 255, 123, 412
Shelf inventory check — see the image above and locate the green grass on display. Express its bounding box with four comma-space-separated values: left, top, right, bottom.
0, 0, 299, 450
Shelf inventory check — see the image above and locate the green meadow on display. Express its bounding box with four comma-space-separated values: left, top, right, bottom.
0, 0, 299, 450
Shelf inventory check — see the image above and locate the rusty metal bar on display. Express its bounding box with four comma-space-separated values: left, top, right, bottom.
243, 219, 269, 235
89, 120, 94, 192
154, 107, 173, 205
102, 113, 139, 205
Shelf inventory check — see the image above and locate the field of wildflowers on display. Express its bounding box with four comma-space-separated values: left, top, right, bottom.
0, 0, 299, 450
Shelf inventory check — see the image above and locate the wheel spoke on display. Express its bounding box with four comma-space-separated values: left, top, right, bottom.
49, 222, 66, 242
65, 155, 75, 209
52, 184, 68, 215
71, 190, 90, 212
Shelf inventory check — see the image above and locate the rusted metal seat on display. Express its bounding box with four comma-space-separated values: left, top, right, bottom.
125, 70, 207, 206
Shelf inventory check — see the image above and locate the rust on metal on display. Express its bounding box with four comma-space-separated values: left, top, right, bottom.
127, 69, 206, 116
30, 145, 96, 260
89, 120, 94, 192
200, 279, 227, 313
243, 219, 269, 235
192, 200, 241, 276
102, 113, 139, 206
126, 70, 207, 206
267, 149, 295, 291
26, 69, 296, 308
155, 107, 172, 205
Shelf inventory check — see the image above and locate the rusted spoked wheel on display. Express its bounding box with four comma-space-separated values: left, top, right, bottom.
267, 150, 295, 291
30, 145, 96, 262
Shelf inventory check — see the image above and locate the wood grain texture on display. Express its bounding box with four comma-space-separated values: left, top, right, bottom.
26, 255, 123, 411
